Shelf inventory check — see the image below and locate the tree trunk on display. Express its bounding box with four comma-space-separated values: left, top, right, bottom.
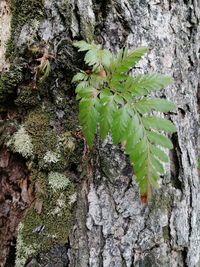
0, 0, 199, 266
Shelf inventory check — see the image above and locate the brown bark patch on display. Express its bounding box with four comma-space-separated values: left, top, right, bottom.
0, 147, 33, 266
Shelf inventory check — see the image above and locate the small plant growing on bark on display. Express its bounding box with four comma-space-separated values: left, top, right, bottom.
72, 41, 176, 201
29, 44, 53, 87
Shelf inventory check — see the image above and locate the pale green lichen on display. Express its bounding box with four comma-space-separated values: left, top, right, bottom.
50, 193, 66, 216
48, 172, 70, 191
58, 132, 76, 153
43, 151, 60, 163
8, 126, 34, 158
15, 176, 75, 264
69, 192, 77, 205
15, 223, 38, 267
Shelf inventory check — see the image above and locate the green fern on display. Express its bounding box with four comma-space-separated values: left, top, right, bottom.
72, 40, 176, 201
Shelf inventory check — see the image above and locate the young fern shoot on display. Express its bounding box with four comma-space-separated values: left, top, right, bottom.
72, 41, 176, 201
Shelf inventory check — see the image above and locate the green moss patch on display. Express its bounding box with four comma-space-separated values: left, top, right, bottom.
24, 110, 57, 157
15, 85, 39, 107
0, 64, 24, 103
15, 170, 76, 266
6, 0, 44, 58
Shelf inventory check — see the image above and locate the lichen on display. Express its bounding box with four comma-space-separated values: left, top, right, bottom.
15, 171, 75, 265
39, 131, 77, 172
7, 126, 34, 158
48, 172, 70, 191
43, 151, 60, 163
69, 192, 77, 206
51, 193, 66, 216
15, 223, 38, 267
58, 131, 76, 154
2, 1, 82, 266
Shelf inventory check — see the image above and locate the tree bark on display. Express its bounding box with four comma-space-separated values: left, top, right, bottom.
0, 0, 199, 267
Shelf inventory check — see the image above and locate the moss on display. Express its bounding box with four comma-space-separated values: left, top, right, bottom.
30, 169, 47, 193
15, 85, 39, 107
6, 0, 44, 58
24, 111, 77, 171
15, 170, 75, 265
25, 111, 49, 135
0, 64, 24, 103
24, 110, 57, 157
38, 131, 77, 172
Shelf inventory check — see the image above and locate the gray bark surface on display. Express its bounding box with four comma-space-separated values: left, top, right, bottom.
0, 0, 199, 267
69, 1, 200, 266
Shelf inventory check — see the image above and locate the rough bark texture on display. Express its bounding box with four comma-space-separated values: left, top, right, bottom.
0, 0, 199, 267
0, 0, 10, 72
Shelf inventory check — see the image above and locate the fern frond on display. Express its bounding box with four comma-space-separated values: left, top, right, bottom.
124, 104, 175, 198
73, 41, 176, 201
